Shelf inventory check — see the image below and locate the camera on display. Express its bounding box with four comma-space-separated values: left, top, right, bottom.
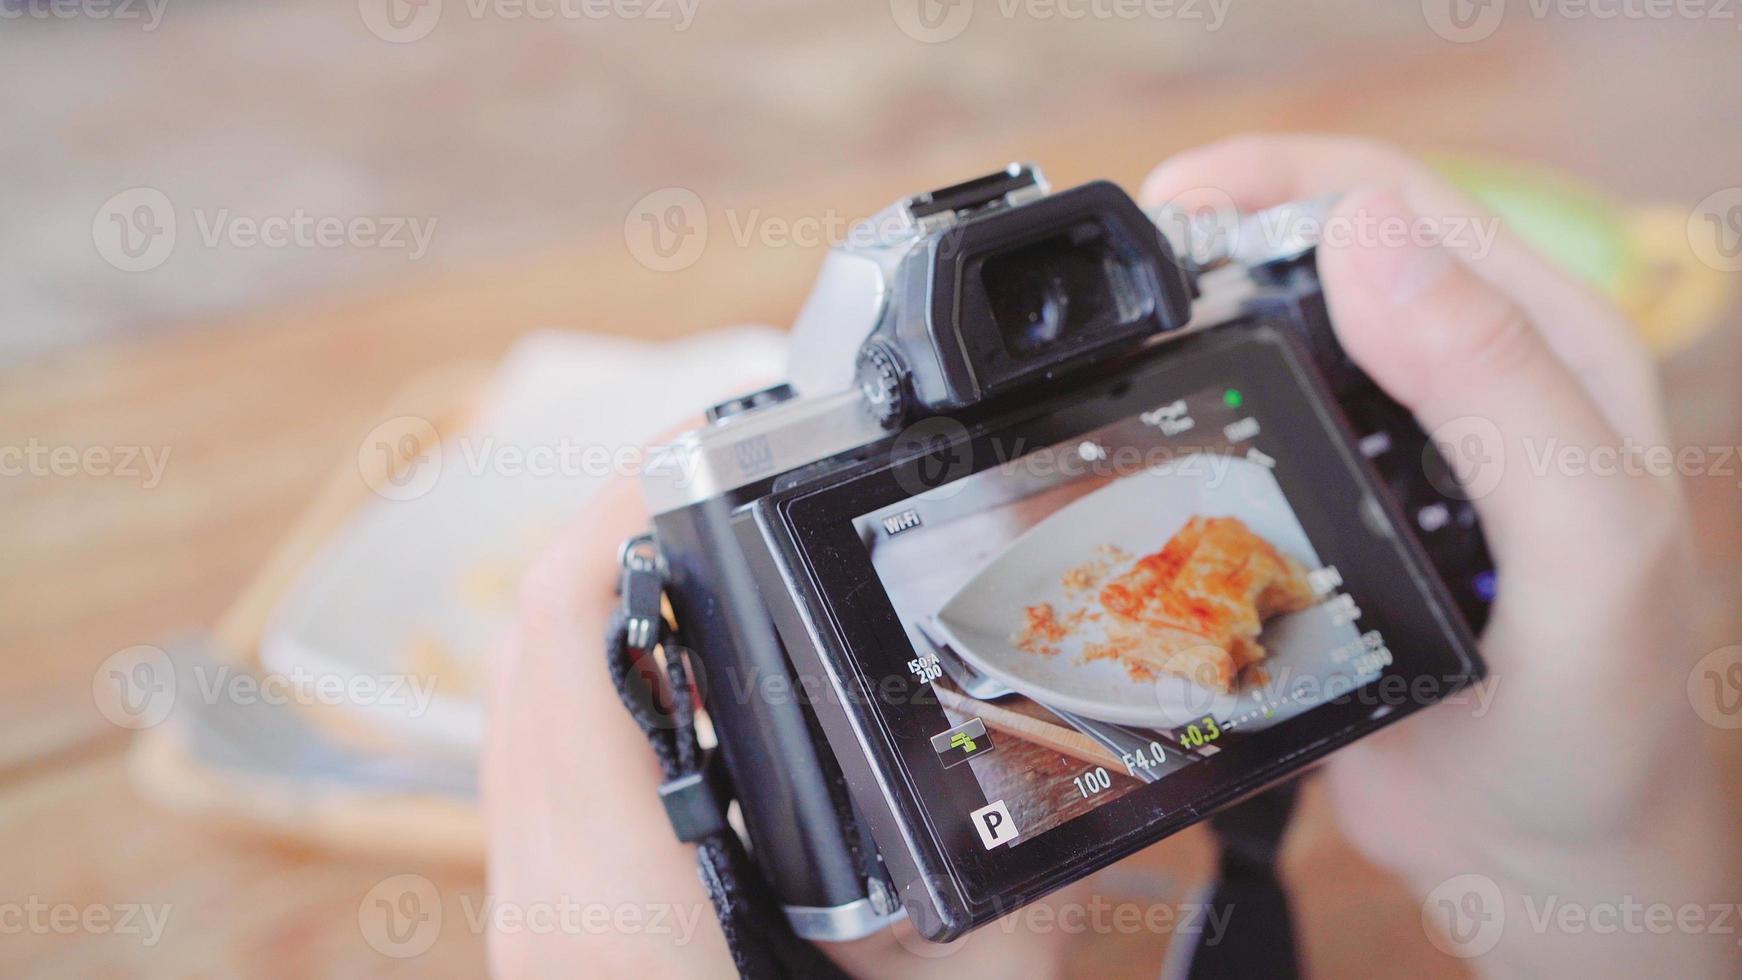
633, 164, 1492, 943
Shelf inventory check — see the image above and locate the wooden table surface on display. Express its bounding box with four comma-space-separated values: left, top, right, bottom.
5, 23, 1741, 978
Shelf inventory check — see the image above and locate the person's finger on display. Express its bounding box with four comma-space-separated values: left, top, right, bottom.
1142, 133, 1424, 212
1328, 187, 1702, 775
1315, 189, 1673, 589
483, 474, 730, 973
1140, 134, 1664, 444
486, 476, 664, 797
485, 418, 707, 809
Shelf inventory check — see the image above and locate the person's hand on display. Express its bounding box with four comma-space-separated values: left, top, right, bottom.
1143, 134, 1737, 976
483, 436, 1092, 979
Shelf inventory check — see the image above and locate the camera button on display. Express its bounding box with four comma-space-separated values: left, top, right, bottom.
1472, 569, 1498, 603
1358, 429, 1393, 459
704, 383, 795, 424
1416, 502, 1453, 534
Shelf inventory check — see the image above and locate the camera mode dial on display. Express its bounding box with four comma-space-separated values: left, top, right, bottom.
856, 342, 908, 429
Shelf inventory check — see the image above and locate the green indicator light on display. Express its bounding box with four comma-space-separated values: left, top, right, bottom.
1223, 388, 1243, 409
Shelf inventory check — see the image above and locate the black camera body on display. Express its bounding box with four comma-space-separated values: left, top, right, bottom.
637, 166, 1492, 943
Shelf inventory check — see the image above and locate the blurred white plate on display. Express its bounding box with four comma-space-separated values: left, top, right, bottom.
260, 327, 786, 758
931, 456, 1368, 731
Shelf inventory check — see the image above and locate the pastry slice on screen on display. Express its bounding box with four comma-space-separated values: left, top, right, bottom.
1097, 516, 1316, 694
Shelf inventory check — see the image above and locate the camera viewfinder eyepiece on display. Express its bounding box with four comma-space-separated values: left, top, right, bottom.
856, 169, 1194, 427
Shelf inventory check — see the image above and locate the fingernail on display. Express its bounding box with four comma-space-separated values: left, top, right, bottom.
1342, 190, 1453, 305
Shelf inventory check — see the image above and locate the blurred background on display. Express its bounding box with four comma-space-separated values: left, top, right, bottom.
4, 3, 1740, 977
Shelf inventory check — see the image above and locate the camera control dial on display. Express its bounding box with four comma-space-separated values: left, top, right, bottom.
855, 342, 908, 429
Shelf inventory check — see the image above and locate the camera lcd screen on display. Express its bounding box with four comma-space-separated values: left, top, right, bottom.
763, 322, 1481, 934
852, 377, 1374, 846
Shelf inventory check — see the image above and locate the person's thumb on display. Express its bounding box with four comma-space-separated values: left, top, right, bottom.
1315, 188, 1626, 586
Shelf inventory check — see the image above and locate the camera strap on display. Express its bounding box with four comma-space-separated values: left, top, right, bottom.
605, 549, 850, 980
1168, 780, 1303, 980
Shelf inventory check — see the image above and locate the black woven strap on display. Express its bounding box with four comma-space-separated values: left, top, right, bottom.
604, 606, 849, 980
1167, 780, 1303, 980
